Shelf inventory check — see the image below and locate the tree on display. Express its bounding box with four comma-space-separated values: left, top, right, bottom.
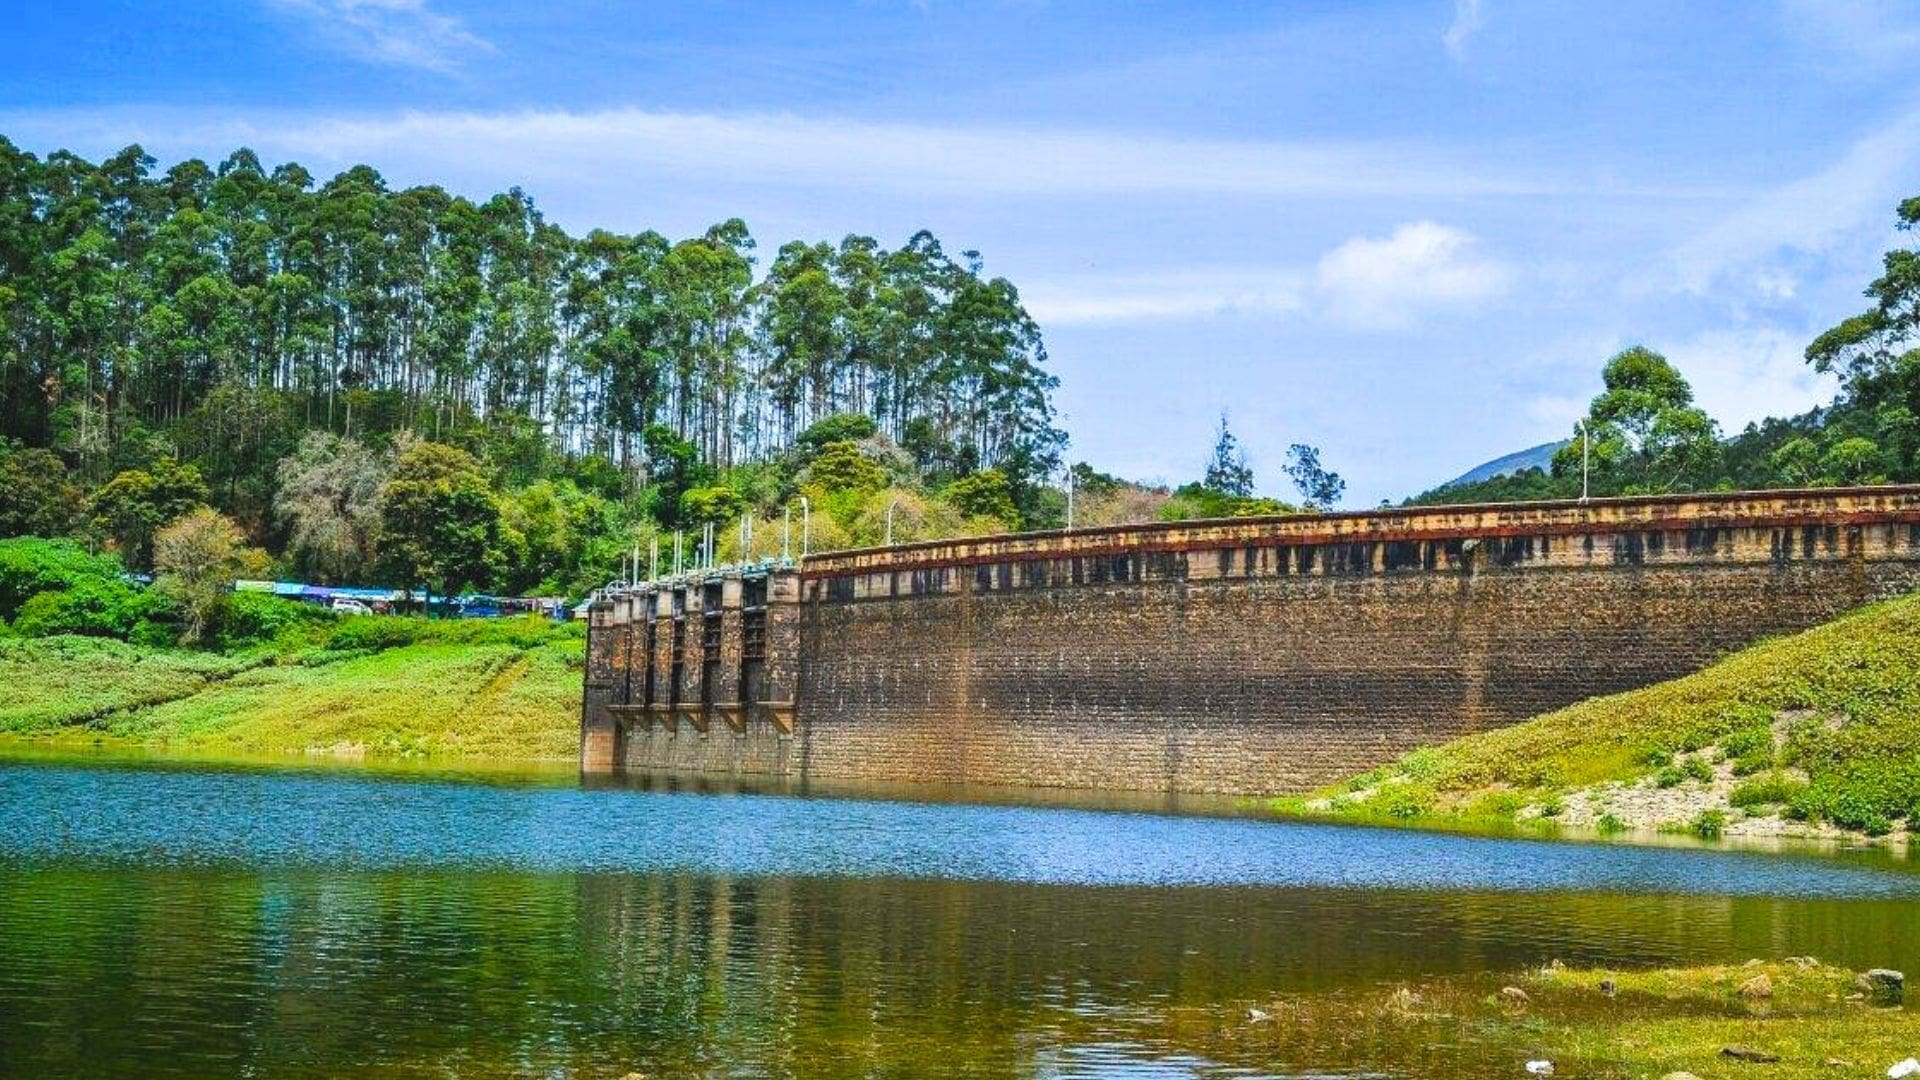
944, 469, 1017, 524
274, 431, 385, 582
0, 444, 84, 538
1283, 444, 1345, 510
90, 457, 210, 568
153, 508, 267, 644
1551, 347, 1720, 494
376, 440, 504, 598
1203, 412, 1254, 497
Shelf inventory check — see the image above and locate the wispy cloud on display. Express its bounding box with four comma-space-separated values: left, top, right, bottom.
1315, 221, 1511, 330
1443, 0, 1485, 60
1662, 105, 1920, 295
0, 105, 1721, 203
1024, 223, 1510, 329
1022, 268, 1307, 325
1779, 0, 1920, 74
266, 0, 492, 74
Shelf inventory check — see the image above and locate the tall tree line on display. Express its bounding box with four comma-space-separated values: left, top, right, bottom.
0, 138, 1063, 524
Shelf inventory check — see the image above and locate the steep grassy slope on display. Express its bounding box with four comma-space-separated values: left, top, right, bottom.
0, 634, 583, 760
1277, 591, 1920, 839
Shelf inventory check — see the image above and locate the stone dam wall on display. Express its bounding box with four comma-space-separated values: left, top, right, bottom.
582, 487, 1920, 796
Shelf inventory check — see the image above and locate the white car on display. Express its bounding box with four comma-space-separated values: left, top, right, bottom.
330, 598, 374, 616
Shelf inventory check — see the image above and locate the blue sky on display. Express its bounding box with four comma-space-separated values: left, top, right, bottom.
6, 1, 1918, 504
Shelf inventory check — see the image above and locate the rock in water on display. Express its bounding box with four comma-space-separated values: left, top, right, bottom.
1720, 1046, 1781, 1063
1500, 986, 1531, 1006
1738, 972, 1774, 999
1889, 1056, 1920, 1078
1524, 1060, 1554, 1075
1598, 978, 1618, 998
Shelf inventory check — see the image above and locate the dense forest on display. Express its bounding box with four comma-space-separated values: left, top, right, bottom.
0, 137, 1074, 599
1414, 195, 1920, 507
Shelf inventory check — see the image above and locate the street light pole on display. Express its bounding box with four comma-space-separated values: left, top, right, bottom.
1066, 466, 1075, 531
885, 498, 899, 546
1576, 420, 1591, 503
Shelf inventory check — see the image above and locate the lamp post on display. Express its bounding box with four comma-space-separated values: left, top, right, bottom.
885, 498, 900, 546
800, 496, 811, 558
1065, 466, 1075, 531
782, 504, 792, 560
1575, 420, 1591, 503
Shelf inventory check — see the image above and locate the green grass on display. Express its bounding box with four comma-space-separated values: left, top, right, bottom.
1276, 590, 1920, 837
1140, 959, 1918, 1080
0, 623, 585, 761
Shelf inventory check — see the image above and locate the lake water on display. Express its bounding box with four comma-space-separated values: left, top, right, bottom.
2, 755, 1919, 1077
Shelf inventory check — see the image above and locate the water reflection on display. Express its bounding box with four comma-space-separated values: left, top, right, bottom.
4, 760, 1920, 1077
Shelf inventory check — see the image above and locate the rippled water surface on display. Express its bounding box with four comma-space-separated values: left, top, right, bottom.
3, 755, 1919, 1078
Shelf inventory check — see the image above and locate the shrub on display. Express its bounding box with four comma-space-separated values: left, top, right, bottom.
1653, 765, 1687, 788
12, 578, 170, 639
1720, 724, 1773, 759
1729, 773, 1810, 809
1374, 784, 1432, 820
1691, 809, 1727, 840
217, 592, 336, 650
0, 538, 126, 621
1683, 757, 1715, 783
1641, 747, 1674, 768
1595, 813, 1626, 836
1730, 751, 1776, 777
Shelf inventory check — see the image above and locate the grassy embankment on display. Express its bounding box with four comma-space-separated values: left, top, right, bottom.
1138, 960, 1913, 1079
1276, 591, 1920, 841
0, 619, 583, 760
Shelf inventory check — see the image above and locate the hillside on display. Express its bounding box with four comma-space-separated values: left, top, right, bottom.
0, 633, 582, 761
1276, 591, 1920, 840
1432, 440, 1567, 491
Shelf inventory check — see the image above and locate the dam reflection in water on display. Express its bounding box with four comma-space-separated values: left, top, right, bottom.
2, 759, 1919, 1077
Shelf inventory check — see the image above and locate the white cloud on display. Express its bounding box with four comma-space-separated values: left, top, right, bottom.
1664, 106, 1920, 295
1021, 268, 1306, 325
1313, 221, 1511, 330
1443, 0, 1485, 60
0, 105, 1699, 204
1666, 326, 1839, 431
266, 0, 491, 74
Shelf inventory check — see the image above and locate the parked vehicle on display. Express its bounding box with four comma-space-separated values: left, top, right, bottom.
330, 598, 374, 616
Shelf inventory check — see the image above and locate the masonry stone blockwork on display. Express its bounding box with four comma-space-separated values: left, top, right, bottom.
583, 487, 1920, 795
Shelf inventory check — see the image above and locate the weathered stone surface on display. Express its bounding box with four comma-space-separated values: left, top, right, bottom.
1738, 972, 1774, 999
1864, 968, 1904, 1005
1720, 1045, 1780, 1063
585, 489, 1920, 795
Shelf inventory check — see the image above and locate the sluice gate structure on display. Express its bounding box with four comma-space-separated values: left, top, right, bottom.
583, 487, 1920, 796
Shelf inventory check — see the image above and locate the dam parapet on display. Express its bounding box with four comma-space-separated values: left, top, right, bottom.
584, 486, 1920, 794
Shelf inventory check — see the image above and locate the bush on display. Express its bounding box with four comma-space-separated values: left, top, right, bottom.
1691, 809, 1727, 840
1720, 724, 1773, 759
0, 538, 127, 622
12, 578, 170, 639
1374, 784, 1432, 820
217, 592, 336, 650
1654, 765, 1687, 788
1683, 757, 1715, 783
1729, 772, 1810, 809
324, 613, 579, 654
1595, 813, 1626, 836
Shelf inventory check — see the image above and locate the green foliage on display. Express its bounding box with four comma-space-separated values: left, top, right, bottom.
1683, 756, 1714, 783
679, 485, 746, 528
1729, 772, 1809, 809
1292, 589, 1920, 839
13, 577, 170, 639
216, 592, 335, 651
89, 456, 209, 568
1283, 444, 1345, 509
0, 443, 84, 538
377, 440, 503, 597
1690, 808, 1727, 840
0, 538, 125, 621
795, 413, 878, 456
1595, 812, 1626, 836
802, 441, 887, 496
943, 469, 1017, 524
1203, 412, 1254, 498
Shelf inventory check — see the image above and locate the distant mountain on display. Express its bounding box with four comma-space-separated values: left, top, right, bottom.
1436, 440, 1568, 490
